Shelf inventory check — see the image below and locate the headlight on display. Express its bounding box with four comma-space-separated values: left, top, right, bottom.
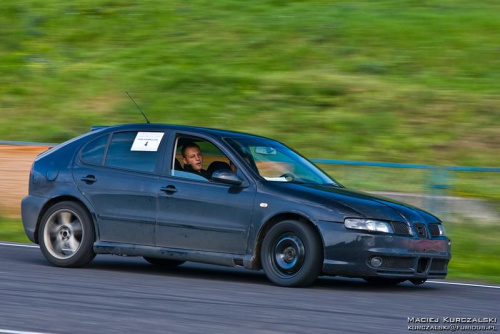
344, 218, 394, 234
438, 224, 446, 236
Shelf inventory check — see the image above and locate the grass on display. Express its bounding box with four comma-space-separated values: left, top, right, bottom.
0, 218, 31, 243
445, 223, 500, 284
1, 0, 499, 168
1, 217, 498, 284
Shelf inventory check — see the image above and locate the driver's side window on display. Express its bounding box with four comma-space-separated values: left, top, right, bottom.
171, 135, 235, 182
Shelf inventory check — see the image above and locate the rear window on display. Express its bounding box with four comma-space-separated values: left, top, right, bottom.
105, 131, 163, 173
81, 135, 108, 165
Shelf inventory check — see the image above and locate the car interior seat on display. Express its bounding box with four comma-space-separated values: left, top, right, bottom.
174, 158, 184, 171
207, 161, 231, 177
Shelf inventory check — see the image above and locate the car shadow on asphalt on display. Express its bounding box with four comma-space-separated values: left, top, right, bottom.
83, 255, 439, 292
24, 254, 439, 292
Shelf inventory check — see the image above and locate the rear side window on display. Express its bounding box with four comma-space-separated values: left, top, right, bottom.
81, 135, 108, 165
105, 131, 163, 173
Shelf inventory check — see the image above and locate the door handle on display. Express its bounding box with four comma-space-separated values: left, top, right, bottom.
161, 185, 178, 194
81, 175, 97, 184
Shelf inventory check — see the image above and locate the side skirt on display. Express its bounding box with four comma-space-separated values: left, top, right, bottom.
94, 241, 253, 269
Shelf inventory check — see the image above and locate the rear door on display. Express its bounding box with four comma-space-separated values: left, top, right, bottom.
73, 130, 167, 245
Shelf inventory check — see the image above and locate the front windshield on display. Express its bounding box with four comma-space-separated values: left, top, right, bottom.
225, 137, 339, 186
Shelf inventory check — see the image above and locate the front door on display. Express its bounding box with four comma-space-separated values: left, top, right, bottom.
155, 134, 256, 254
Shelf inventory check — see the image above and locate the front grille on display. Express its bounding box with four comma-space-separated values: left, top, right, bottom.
391, 221, 411, 235
428, 224, 441, 237
372, 256, 413, 270
417, 258, 429, 273
414, 223, 428, 239
430, 259, 447, 272
369, 256, 449, 275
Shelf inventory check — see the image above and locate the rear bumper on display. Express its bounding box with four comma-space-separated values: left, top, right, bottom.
21, 195, 47, 244
317, 221, 451, 279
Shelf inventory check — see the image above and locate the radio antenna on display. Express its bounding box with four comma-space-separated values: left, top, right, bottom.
126, 91, 150, 123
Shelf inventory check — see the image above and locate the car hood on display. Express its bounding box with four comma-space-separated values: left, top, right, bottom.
271, 183, 440, 224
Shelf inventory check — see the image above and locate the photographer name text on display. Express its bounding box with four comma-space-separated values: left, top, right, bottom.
408, 318, 497, 324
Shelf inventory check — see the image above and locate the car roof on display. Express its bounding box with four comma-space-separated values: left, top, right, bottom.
94, 123, 273, 141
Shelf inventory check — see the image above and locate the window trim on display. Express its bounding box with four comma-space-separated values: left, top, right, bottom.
166, 132, 251, 186
78, 133, 110, 167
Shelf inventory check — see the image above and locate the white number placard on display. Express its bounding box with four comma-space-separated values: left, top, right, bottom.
131, 132, 164, 152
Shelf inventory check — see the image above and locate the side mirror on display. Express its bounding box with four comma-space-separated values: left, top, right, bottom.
211, 169, 243, 186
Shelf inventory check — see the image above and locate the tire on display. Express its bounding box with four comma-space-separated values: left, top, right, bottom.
38, 201, 96, 267
143, 257, 185, 268
364, 277, 406, 286
261, 220, 322, 287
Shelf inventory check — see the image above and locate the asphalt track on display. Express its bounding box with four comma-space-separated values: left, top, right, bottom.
0, 243, 498, 334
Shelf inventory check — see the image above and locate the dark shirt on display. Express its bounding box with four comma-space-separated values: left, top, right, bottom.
183, 164, 211, 179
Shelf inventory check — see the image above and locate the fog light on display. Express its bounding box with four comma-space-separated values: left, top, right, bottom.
371, 257, 383, 267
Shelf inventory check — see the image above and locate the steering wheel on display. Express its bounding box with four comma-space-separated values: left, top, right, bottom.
280, 173, 296, 182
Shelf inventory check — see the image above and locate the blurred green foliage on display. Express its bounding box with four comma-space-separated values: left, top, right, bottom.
1, 1, 498, 284
446, 222, 500, 284
1, 0, 499, 169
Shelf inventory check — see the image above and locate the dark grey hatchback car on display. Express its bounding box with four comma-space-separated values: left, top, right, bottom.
22, 123, 451, 287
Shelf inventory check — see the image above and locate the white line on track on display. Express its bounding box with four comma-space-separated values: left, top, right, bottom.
0, 242, 499, 290
0, 242, 39, 249
0, 329, 54, 334
427, 280, 500, 289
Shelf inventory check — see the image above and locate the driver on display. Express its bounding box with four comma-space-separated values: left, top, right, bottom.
181, 143, 211, 179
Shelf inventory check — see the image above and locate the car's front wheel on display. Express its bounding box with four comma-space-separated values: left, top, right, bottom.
38, 201, 96, 267
261, 220, 322, 287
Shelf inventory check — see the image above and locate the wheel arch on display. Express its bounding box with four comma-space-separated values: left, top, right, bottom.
34, 195, 97, 244
249, 212, 324, 270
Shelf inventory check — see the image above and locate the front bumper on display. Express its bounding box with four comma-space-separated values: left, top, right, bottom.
316, 221, 451, 279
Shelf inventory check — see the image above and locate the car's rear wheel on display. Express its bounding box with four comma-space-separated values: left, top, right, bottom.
143, 257, 185, 268
261, 220, 322, 287
38, 201, 96, 267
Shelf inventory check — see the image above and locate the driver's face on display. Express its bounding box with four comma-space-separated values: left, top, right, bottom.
183, 147, 203, 172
